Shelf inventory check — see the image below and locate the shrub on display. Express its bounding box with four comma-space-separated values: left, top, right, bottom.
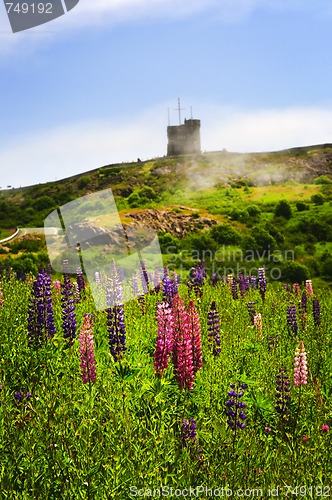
311, 193, 325, 206
138, 186, 157, 201
32, 196, 56, 212
251, 227, 276, 252
77, 176, 91, 189
210, 224, 242, 245
296, 201, 309, 212
281, 261, 310, 283
127, 193, 142, 208
313, 175, 332, 185
247, 205, 261, 219
158, 232, 180, 254
274, 200, 292, 219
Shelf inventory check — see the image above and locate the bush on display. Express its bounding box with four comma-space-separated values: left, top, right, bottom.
158, 232, 180, 254
264, 222, 285, 244
32, 196, 56, 212
127, 193, 142, 208
210, 224, 242, 245
281, 261, 310, 283
274, 200, 292, 219
229, 208, 248, 221
251, 227, 276, 252
185, 232, 218, 260
313, 175, 332, 185
77, 176, 91, 189
247, 205, 261, 219
296, 201, 309, 212
311, 193, 325, 206
138, 186, 157, 201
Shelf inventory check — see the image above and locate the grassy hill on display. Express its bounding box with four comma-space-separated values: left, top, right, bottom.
1, 145, 332, 283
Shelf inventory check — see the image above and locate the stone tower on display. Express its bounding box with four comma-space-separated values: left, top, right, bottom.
167, 118, 201, 156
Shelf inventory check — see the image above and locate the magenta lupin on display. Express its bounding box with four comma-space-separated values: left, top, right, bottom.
187, 300, 203, 374
172, 294, 195, 390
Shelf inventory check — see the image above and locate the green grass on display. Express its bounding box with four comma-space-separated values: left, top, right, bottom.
0, 269, 332, 497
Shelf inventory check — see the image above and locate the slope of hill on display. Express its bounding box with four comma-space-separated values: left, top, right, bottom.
1, 145, 332, 283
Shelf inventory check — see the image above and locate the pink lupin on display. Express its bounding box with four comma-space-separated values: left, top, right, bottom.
79, 314, 97, 384
294, 340, 308, 387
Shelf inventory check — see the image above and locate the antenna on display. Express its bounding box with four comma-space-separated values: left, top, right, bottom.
190, 106, 193, 119
174, 98, 186, 125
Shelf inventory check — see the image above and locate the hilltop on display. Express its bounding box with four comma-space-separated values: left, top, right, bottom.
1, 144, 332, 283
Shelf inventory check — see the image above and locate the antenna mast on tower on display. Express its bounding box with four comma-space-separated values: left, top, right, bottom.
174, 97, 186, 125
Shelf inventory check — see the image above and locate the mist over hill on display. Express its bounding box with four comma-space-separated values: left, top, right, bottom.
1, 144, 332, 284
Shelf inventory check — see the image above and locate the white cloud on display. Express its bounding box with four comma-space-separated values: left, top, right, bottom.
202, 105, 332, 152
1, 103, 332, 189
0, 105, 167, 188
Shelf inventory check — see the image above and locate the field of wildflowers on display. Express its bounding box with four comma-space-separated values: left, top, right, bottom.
0, 263, 331, 499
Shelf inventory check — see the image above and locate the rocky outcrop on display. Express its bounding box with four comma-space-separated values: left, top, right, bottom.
126, 209, 217, 237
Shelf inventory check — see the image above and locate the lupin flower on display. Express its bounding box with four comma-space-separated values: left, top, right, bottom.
154, 302, 174, 376
247, 301, 256, 325
52, 280, 61, 292
187, 300, 203, 374
294, 341, 308, 387
287, 305, 298, 336
181, 418, 197, 447
140, 260, 150, 294
0, 282, 3, 307
239, 274, 246, 298
275, 367, 291, 415
207, 301, 221, 356
61, 262, 77, 343
187, 261, 206, 298
225, 382, 247, 430
313, 297, 321, 326
293, 283, 300, 296
28, 271, 56, 347
131, 273, 140, 297
79, 314, 96, 384
253, 313, 262, 331
162, 271, 178, 306
301, 291, 307, 312
171, 294, 194, 390
231, 278, 238, 300
268, 335, 279, 350
306, 280, 313, 297
76, 267, 85, 295
211, 272, 219, 287
250, 276, 257, 290
106, 262, 126, 361
258, 268, 267, 300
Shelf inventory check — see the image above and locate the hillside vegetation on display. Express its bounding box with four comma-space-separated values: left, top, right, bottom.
1, 145, 332, 283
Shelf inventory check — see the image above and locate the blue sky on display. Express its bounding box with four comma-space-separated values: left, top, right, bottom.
1, 0, 332, 188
